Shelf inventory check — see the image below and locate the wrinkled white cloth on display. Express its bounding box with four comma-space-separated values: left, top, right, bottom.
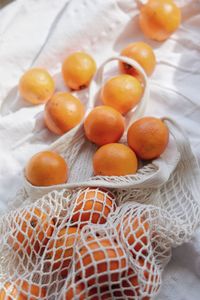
0, 0, 200, 299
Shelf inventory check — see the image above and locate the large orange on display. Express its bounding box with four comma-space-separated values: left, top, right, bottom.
45, 226, 79, 277
119, 42, 156, 79
101, 74, 143, 115
93, 143, 138, 176
8, 207, 54, 256
139, 0, 181, 41
44, 92, 85, 135
127, 117, 169, 160
75, 237, 127, 285
25, 151, 68, 186
84, 106, 125, 146
71, 188, 115, 228
19, 68, 55, 105
0, 280, 46, 300
62, 52, 96, 90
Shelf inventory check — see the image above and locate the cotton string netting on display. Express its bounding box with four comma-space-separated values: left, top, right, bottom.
0, 56, 200, 299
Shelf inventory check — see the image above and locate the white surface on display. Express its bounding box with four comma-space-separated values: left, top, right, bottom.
0, 0, 200, 299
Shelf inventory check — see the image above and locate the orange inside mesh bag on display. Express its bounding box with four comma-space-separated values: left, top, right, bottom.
0, 187, 176, 300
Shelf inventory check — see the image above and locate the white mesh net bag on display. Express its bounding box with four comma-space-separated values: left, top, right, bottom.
0, 55, 200, 299
0, 129, 199, 299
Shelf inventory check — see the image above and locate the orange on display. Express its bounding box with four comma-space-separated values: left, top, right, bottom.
139, 0, 181, 41
8, 207, 54, 256
84, 106, 125, 146
101, 74, 143, 115
117, 215, 149, 254
19, 68, 55, 105
25, 151, 68, 186
45, 226, 79, 277
0, 280, 46, 300
44, 92, 85, 135
127, 117, 169, 160
93, 143, 138, 176
65, 282, 85, 300
71, 188, 115, 228
62, 51, 96, 90
119, 42, 156, 80
75, 237, 127, 285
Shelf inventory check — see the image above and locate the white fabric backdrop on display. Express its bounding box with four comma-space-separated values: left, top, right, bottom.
0, 0, 200, 298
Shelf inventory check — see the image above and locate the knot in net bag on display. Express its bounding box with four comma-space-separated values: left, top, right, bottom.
19, 55, 180, 203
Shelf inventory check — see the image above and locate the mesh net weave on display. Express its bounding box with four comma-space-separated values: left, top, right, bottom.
0, 57, 200, 299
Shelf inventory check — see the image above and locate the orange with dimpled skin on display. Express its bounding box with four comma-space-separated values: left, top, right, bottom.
127, 117, 169, 160
84, 106, 125, 146
93, 143, 138, 176
101, 74, 143, 115
25, 151, 68, 187
19, 68, 55, 105
62, 52, 96, 90
139, 0, 181, 42
44, 92, 85, 135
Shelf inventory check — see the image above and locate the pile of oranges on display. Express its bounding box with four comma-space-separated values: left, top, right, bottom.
1, 0, 182, 299
1, 188, 157, 299
23, 17, 171, 186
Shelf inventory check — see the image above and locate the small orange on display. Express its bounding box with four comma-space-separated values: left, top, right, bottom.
71, 188, 115, 228
139, 0, 181, 41
75, 237, 127, 285
62, 52, 96, 90
44, 92, 85, 135
101, 74, 143, 115
117, 216, 149, 254
119, 42, 156, 79
93, 143, 138, 176
45, 226, 79, 277
8, 207, 54, 256
127, 117, 169, 160
84, 106, 125, 146
25, 151, 68, 186
65, 282, 85, 300
0, 280, 46, 300
19, 68, 55, 105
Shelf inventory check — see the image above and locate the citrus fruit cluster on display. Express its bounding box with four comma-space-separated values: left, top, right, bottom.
1, 188, 158, 299
1, 1, 182, 298
25, 40, 168, 186
1, 188, 117, 299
